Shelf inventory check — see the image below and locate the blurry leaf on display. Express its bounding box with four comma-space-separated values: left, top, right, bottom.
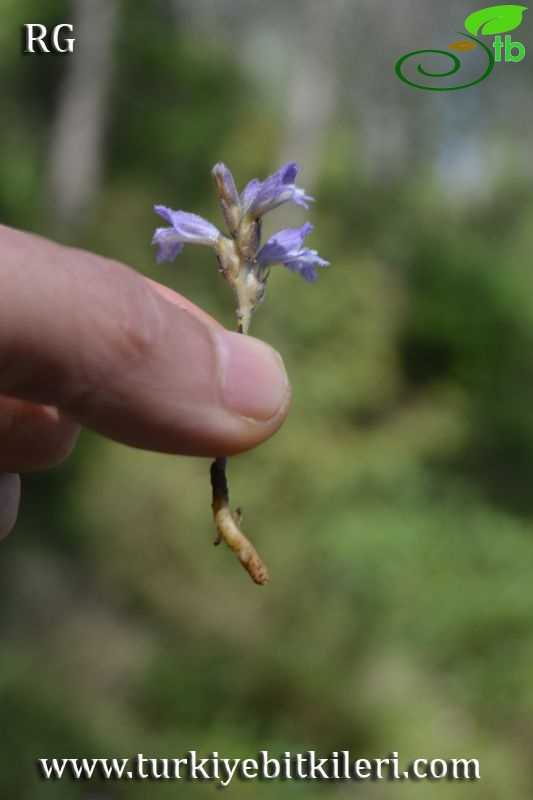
449, 40, 478, 50
464, 4, 527, 36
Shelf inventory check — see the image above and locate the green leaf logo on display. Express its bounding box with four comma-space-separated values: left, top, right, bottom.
464, 4, 527, 36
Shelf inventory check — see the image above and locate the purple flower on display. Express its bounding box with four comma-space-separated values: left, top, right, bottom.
152, 206, 221, 263
257, 222, 329, 282
240, 178, 261, 212
241, 162, 314, 218
152, 162, 328, 287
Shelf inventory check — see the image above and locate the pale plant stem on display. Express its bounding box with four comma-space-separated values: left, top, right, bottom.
209, 290, 270, 585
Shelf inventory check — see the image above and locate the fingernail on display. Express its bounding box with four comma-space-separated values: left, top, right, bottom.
215, 330, 289, 421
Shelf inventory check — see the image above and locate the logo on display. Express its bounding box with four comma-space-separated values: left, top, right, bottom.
396, 4, 527, 90
23, 23, 75, 54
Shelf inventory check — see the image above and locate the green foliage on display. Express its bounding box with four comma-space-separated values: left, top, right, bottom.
110, 0, 245, 207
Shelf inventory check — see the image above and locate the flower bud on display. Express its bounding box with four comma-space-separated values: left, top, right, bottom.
212, 162, 241, 237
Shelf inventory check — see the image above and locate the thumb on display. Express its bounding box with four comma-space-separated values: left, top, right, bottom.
0, 225, 291, 457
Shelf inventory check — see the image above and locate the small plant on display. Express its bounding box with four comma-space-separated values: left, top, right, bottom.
152, 162, 328, 584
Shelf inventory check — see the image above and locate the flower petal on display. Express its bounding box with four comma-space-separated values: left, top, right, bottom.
243, 162, 314, 218
282, 250, 329, 282
240, 178, 260, 210
257, 223, 314, 265
257, 223, 328, 282
151, 227, 185, 264
152, 206, 221, 263
154, 206, 220, 243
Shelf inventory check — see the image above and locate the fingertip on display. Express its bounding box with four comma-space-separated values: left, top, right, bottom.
214, 328, 291, 424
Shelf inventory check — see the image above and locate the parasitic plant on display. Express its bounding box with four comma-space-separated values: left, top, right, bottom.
152, 162, 328, 584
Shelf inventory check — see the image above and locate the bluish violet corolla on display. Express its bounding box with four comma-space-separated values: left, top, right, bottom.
152, 161, 328, 283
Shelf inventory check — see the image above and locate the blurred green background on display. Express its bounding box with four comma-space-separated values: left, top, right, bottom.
2, 0, 533, 797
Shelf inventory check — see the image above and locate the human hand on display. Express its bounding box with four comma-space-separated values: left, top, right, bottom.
0, 225, 291, 538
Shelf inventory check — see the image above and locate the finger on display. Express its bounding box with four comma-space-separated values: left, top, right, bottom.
0, 225, 291, 457
146, 278, 222, 328
0, 472, 21, 540
0, 396, 79, 472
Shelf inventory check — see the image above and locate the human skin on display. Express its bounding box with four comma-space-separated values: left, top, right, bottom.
0, 225, 291, 538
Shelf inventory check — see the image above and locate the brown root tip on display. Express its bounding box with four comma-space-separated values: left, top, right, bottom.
246, 560, 270, 586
